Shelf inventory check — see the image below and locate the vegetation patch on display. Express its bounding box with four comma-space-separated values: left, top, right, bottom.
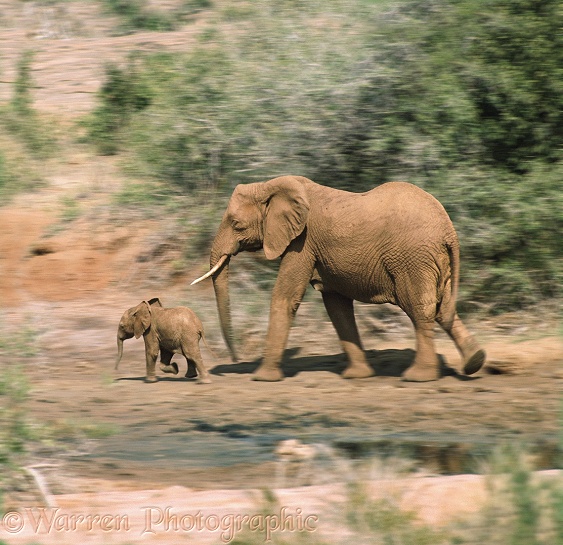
226, 446, 562, 544
0, 323, 36, 511
0, 50, 55, 202
1, 50, 56, 159
84, 0, 561, 313
100, 0, 212, 34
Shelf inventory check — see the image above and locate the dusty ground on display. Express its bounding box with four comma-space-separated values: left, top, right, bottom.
0, 2, 561, 543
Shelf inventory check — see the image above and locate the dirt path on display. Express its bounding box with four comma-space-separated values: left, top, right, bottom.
1, 194, 559, 499
4, 258, 561, 493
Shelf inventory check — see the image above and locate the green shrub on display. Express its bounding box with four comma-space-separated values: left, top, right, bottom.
0, 326, 35, 511
89, 2, 373, 189
328, 0, 562, 312
86, 0, 562, 312
83, 57, 152, 155
124, 47, 242, 191
457, 445, 563, 545
0, 151, 7, 194
228, 448, 562, 545
182, 0, 213, 15
0, 144, 44, 203
1, 50, 56, 158
345, 482, 450, 545
101, 0, 210, 33
102, 0, 176, 32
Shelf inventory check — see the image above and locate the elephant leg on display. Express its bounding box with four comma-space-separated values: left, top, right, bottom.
185, 359, 198, 379
253, 251, 314, 382
159, 349, 179, 375
402, 313, 440, 382
183, 341, 211, 384
437, 312, 486, 375
395, 270, 441, 381
144, 346, 159, 383
321, 292, 374, 379
397, 286, 446, 382
254, 301, 301, 382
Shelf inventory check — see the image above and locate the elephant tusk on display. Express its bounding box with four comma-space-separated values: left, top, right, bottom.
191, 254, 229, 285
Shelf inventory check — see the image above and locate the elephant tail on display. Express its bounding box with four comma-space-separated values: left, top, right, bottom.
449, 237, 460, 307
439, 237, 460, 328
200, 331, 219, 362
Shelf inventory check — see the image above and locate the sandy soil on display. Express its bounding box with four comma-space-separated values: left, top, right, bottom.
3, 470, 559, 545
0, 3, 561, 544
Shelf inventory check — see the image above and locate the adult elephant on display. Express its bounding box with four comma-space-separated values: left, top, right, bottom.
192, 176, 485, 382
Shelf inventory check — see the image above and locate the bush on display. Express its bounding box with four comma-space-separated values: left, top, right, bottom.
124, 47, 241, 191
0, 51, 52, 202
0, 151, 7, 194
86, 0, 562, 312
102, 0, 176, 32
88, 1, 373, 188
83, 57, 152, 155
332, 0, 563, 310
458, 445, 563, 545
0, 325, 35, 511
1, 50, 56, 159
345, 482, 450, 545
101, 0, 212, 34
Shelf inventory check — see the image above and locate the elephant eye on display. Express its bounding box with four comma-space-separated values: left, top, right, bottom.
233, 220, 246, 232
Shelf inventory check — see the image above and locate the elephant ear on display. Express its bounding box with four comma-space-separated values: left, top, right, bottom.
133, 301, 152, 338
262, 177, 310, 260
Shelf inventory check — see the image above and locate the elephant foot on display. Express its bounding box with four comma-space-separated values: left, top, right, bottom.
197, 377, 212, 384
252, 365, 284, 382
145, 375, 158, 383
463, 349, 486, 375
342, 363, 374, 379
159, 362, 179, 375
186, 362, 198, 379
401, 364, 439, 382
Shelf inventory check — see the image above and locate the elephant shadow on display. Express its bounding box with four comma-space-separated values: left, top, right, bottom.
114, 376, 199, 383
211, 348, 474, 380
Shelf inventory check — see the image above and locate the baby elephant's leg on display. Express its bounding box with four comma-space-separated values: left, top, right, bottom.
183, 338, 211, 384
159, 349, 179, 375
185, 359, 198, 379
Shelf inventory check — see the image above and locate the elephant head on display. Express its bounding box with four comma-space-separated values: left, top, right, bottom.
115, 298, 162, 369
191, 176, 310, 361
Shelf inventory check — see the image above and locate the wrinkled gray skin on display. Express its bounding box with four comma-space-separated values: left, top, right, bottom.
115, 298, 211, 383
199, 175, 485, 382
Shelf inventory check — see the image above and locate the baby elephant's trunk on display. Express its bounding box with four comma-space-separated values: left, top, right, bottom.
115, 336, 124, 370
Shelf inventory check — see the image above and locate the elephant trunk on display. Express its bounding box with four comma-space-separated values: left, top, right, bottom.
115, 336, 124, 370
211, 251, 238, 363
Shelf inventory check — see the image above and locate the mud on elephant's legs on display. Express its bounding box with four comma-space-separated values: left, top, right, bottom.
321, 292, 374, 379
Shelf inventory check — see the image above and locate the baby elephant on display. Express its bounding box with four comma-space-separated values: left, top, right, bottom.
115, 298, 212, 383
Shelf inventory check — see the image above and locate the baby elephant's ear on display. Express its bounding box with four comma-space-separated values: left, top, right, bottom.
133, 301, 152, 338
